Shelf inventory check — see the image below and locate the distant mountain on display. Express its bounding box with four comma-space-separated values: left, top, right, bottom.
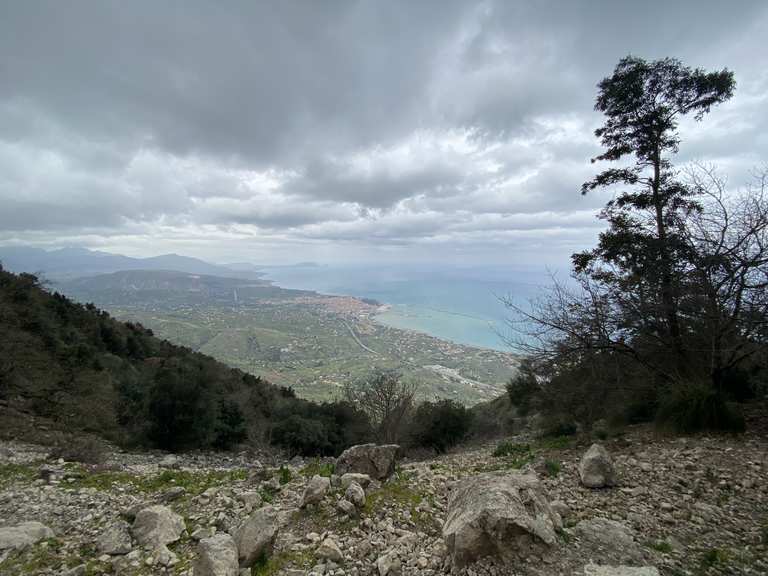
0, 246, 258, 280
55, 269, 310, 309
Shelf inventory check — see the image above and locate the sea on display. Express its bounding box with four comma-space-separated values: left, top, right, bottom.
259, 264, 556, 351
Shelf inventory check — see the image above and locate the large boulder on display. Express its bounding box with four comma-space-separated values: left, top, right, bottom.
442, 471, 559, 568
97, 520, 132, 555
0, 521, 55, 551
193, 533, 240, 576
573, 518, 643, 564
335, 444, 399, 480
131, 505, 185, 548
300, 475, 330, 508
234, 506, 279, 567
579, 443, 617, 488
584, 564, 660, 576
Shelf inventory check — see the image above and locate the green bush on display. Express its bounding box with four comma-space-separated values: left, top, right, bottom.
408, 400, 472, 454
213, 400, 247, 450
656, 382, 745, 434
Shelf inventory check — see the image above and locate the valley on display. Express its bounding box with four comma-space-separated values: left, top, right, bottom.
58, 270, 517, 404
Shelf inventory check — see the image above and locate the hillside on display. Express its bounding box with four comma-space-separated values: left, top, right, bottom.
0, 266, 369, 454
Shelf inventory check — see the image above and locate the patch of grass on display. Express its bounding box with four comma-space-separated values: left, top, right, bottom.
364, 471, 422, 515
0, 462, 38, 489
277, 465, 293, 485
534, 435, 572, 451
0, 538, 72, 574
251, 550, 316, 576
63, 466, 247, 495
700, 548, 730, 569
300, 459, 334, 478
492, 441, 530, 458
647, 539, 673, 554
544, 460, 561, 477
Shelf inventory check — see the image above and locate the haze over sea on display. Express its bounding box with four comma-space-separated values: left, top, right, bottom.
260, 264, 555, 351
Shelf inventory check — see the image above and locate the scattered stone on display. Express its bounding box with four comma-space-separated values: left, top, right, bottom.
344, 481, 366, 508
376, 551, 402, 576
573, 518, 643, 563
579, 443, 617, 488
583, 564, 660, 576
234, 506, 279, 567
97, 520, 132, 555
340, 472, 372, 489
550, 499, 571, 519
0, 521, 55, 551
337, 498, 358, 517
193, 533, 240, 576
300, 475, 330, 508
443, 471, 559, 568
335, 444, 400, 480
159, 486, 186, 502
316, 537, 344, 563
236, 491, 263, 508
131, 505, 185, 548
159, 454, 180, 468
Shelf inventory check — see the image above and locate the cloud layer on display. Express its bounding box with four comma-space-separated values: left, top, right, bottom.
1, 1, 766, 266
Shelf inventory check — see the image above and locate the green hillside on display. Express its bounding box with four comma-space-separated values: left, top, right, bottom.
0, 266, 369, 454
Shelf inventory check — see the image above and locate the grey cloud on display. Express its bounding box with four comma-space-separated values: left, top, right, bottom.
0, 0, 766, 264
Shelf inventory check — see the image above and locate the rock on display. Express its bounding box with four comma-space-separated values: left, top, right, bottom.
550, 499, 571, 519
573, 518, 643, 563
335, 444, 399, 480
583, 564, 660, 576
154, 544, 178, 567
340, 473, 372, 489
159, 454, 180, 468
337, 499, 357, 517
344, 481, 366, 508
131, 505, 185, 548
97, 520, 132, 555
376, 551, 401, 576
234, 506, 279, 567
579, 443, 617, 488
193, 533, 240, 576
160, 486, 186, 502
300, 475, 330, 508
442, 471, 559, 568
192, 527, 215, 541
0, 521, 55, 551
316, 537, 344, 563
236, 491, 263, 509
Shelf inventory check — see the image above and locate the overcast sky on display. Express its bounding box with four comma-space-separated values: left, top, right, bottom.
1, 1, 766, 267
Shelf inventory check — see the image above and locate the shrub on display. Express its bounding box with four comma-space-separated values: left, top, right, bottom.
544, 459, 561, 477
49, 435, 106, 464
656, 382, 745, 434
146, 360, 215, 451
408, 400, 472, 454
213, 400, 248, 451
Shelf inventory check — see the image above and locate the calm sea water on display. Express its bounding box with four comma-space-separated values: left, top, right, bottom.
259, 264, 550, 351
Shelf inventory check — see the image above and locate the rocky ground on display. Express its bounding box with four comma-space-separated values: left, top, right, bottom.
0, 421, 766, 576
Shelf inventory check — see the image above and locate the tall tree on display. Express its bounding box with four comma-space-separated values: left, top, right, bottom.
575, 56, 735, 374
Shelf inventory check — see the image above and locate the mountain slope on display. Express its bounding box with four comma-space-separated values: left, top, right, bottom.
0, 266, 369, 453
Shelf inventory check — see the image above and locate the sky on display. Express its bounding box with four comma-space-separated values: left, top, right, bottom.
1, 1, 766, 268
